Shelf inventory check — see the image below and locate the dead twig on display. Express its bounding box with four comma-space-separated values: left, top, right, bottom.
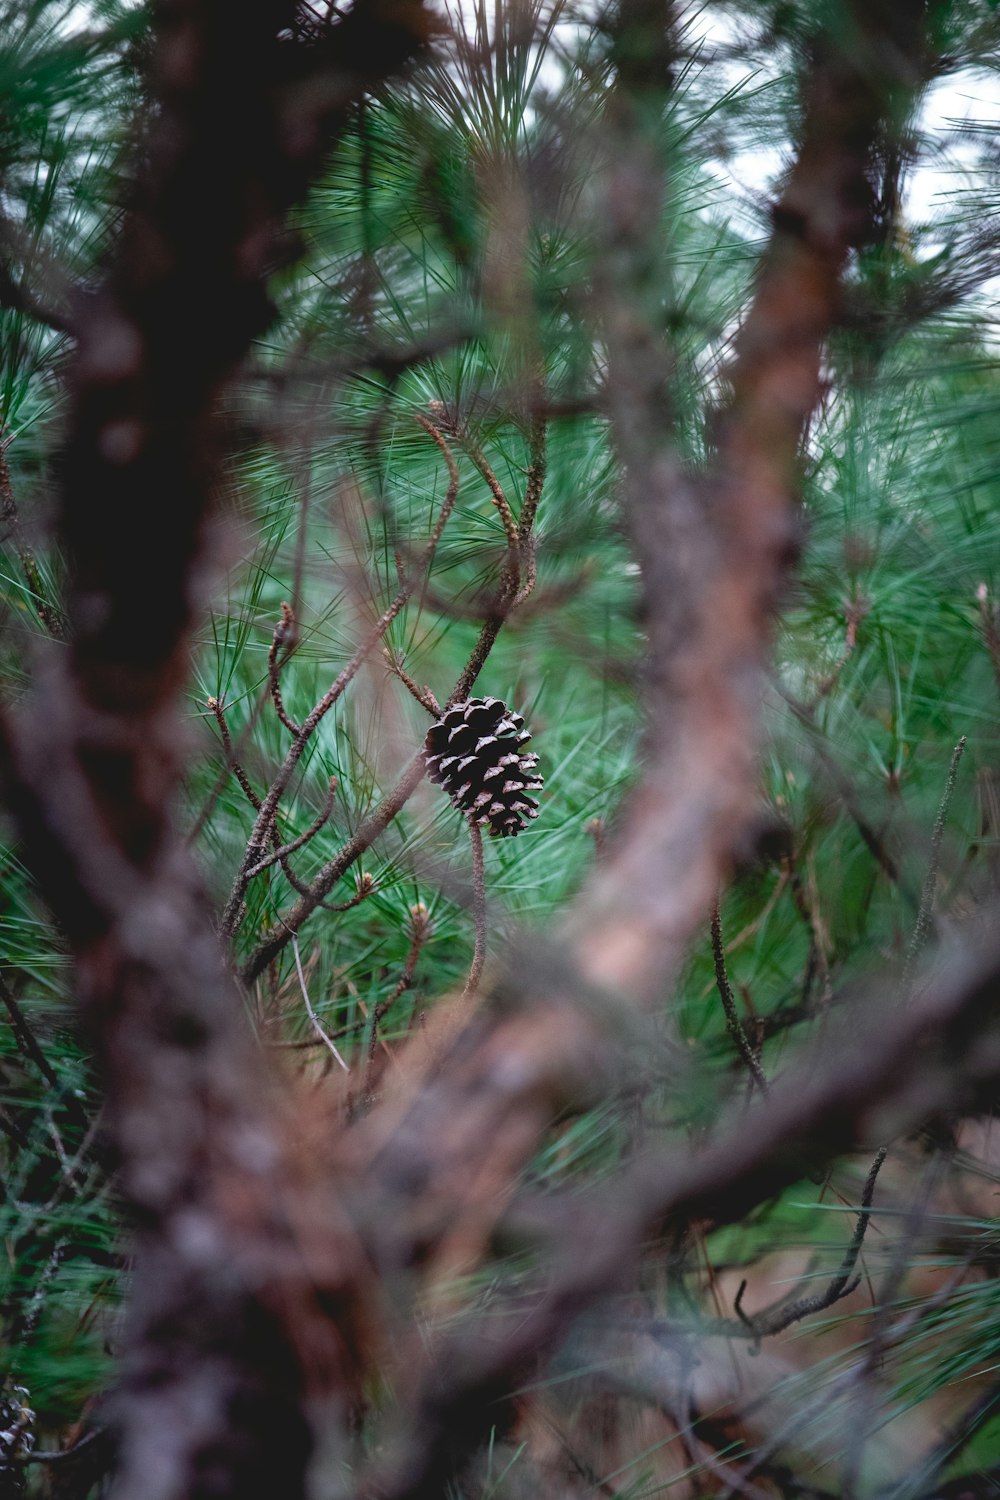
463, 434, 520, 571
244, 777, 337, 880
207, 697, 262, 810
267, 601, 302, 735
513, 410, 546, 606
368, 901, 432, 1068
242, 749, 428, 982
291, 933, 349, 1073
711, 902, 768, 1096
0, 971, 60, 1092
383, 647, 441, 717
715, 1145, 887, 1342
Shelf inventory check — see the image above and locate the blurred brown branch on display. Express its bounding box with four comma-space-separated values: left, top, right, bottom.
1, 3, 977, 1500
0, 1, 432, 1495
332, 5, 938, 1498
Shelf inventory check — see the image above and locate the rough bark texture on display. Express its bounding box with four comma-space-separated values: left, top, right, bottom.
0, 3, 430, 1497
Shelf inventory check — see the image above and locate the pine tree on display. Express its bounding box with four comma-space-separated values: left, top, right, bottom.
2, 2, 1000, 1498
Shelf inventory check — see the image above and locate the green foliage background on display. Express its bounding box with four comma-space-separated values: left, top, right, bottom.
2, 0, 1000, 1489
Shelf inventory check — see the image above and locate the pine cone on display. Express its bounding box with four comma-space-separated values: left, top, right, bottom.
424, 697, 542, 836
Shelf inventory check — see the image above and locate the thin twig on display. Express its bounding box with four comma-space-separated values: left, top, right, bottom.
517, 411, 547, 543
511, 535, 537, 608
244, 778, 337, 880
645, 1145, 887, 1347
713, 1255, 979, 1500
321, 870, 376, 913
390, 410, 461, 593
711, 903, 768, 1096
464, 435, 520, 564
368, 902, 432, 1066
0, 971, 60, 1091
267, 601, 302, 735
446, 607, 510, 708
842, 1149, 950, 1500
464, 819, 487, 999
207, 698, 262, 811
291, 934, 349, 1073
383, 647, 441, 717
728, 1145, 887, 1340
21, 1427, 106, 1465
512, 410, 546, 606
241, 750, 428, 982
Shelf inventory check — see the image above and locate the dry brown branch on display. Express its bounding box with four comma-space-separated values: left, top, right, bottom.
208, 695, 263, 810
333, 7, 935, 1497
268, 600, 303, 735
383, 647, 442, 717
464, 433, 521, 564
571, 0, 928, 1006
512, 409, 547, 607
359, 921, 1000, 1500
245, 777, 337, 880
722, 1144, 887, 1342
518, 411, 547, 543
711, 902, 769, 1096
